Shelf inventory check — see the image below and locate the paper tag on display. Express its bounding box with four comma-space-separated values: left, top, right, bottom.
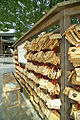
46, 99, 61, 109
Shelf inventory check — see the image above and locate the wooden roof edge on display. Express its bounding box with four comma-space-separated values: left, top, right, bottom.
0, 33, 15, 37
1, 38, 15, 43
13, 0, 80, 48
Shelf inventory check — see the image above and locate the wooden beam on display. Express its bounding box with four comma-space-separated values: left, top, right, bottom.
65, 5, 80, 16
71, 14, 80, 19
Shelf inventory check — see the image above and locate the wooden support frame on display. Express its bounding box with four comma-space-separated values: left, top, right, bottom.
13, 0, 80, 120
5, 90, 21, 120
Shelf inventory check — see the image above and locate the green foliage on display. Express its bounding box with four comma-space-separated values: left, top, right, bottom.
71, 18, 80, 24
0, 0, 64, 39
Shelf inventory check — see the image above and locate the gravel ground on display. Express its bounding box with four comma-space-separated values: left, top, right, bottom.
0, 63, 41, 120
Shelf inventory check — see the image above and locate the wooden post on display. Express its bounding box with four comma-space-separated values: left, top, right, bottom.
6, 92, 9, 120
0, 37, 3, 56
60, 14, 71, 120
59, 16, 65, 120
18, 90, 21, 115
1, 37, 3, 56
